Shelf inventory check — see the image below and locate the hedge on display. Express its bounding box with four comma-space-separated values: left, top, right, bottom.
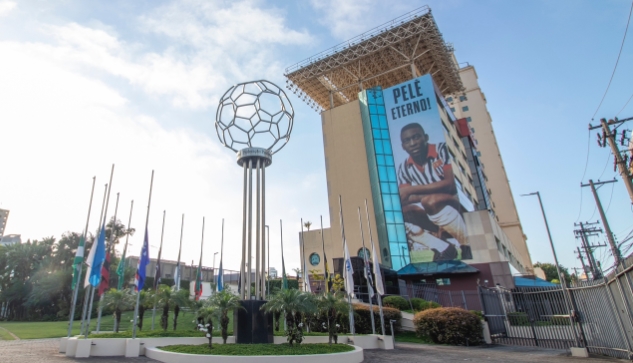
383, 296, 410, 311
410, 298, 441, 312
414, 307, 483, 346
352, 304, 401, 335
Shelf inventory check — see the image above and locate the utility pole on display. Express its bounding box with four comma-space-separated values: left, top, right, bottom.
589, 117, 633, 204
581, 179, 622, 265
576, 247, 589, 279
573, 222, 604, 280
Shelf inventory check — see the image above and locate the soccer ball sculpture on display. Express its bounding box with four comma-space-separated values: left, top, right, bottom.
215, 80, 294, 154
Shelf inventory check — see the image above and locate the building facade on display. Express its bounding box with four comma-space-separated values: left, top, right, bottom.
289, 7, 533, 293
0, 209, 9, 238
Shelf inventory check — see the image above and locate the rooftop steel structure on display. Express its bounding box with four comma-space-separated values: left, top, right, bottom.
284, 6, 463, 112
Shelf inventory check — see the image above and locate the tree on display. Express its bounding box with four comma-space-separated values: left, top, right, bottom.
534, 262, 571, 284
304, 221, 312, 231
331, 274, 345, 292
154, 285, 176, 331
292, 268, 302, 280
136, 290, 152, 331
170, 289, 192, 331
207, 289, 243, 344
317, 292, 348, 344
260, 289, 316, 346
100, 288, 134, 332
196, 306, 216, 348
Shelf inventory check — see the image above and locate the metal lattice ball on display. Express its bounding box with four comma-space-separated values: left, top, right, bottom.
215, 80, 294, 154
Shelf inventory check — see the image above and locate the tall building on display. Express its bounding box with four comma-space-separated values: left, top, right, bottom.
0, 209, 9, 238
286, 6, 532, 292
0, 234, 20, 246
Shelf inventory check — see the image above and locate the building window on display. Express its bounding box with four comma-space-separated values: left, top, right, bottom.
462, 106, 469, 112
309, 253, 321, 266
436, 278, 451, 286
446, 97, 453, 103
495, 237, 501, 252
466, 117, 472, 122
450, 107, 455, 113
442, 121, 451, 134
358, 247, 370, 260
459, 95, 468, 102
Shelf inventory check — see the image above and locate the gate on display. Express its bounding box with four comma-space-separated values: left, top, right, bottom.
479, 286, 580, 350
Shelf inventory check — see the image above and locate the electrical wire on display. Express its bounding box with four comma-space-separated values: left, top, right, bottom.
617, 92, 633, 117
591, 0, 633, 120
604, 179, 616, 214
576, 131, 592, 223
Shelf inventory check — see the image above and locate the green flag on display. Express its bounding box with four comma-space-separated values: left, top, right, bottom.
116, 249, 126, 290
71, 236, 85, 290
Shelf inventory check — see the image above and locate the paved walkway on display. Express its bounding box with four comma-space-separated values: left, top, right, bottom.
0, 339, 626, 362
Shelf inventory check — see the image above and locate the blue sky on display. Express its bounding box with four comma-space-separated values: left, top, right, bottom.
0, 0, 632, 276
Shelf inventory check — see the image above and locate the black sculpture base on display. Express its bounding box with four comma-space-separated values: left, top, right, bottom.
234, 299, 273, 344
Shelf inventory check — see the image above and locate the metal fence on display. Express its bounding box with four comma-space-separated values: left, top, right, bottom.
477, 256, 633, 360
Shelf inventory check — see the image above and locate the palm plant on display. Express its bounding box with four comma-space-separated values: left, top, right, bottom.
207, 290, 243, 344
317, 292, 348, 344
136, 290, 152, 331
100, 288, 134, 333
171, 289, 192, 331
154, 284, 176, 331
260, 289, 317, 346
196, 306, 216, 348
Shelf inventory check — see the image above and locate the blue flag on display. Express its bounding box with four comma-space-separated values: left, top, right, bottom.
216, 259, 223, 292
88, 225, 107, 287
135, 227, 150, 291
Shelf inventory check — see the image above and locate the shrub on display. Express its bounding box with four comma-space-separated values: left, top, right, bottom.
352, 304, 401, 335
414, 307, 483, 346
507, 312, 529, 326
410, 298, 441, 312
470, 310, 483, 320
383, 296, 410, 311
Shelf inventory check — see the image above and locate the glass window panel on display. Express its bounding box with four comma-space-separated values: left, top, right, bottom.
385, 211, 395, 224
382, 194, 393, 210
377, 105, 385, 114
394, 211, 404, 223
378, 166, 387, 179
369, 104, 377, 114
390, 183, 399, 194
376, 155, 385, 166
391, 195, 401, 211
381, 129, 390, 139
373, 129, 381, 139
380, 182, 390, 193
387, 224, 398, 240
383, 140, 392, 154
371, 115, 380, 128
379, 116, 388, 128
385, 155, 395, 166
396, 225, 407, 242
374, 140, 384, 154
387, 167, 397, 182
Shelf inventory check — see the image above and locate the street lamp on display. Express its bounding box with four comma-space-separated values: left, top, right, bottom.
266, 225, 270, 296
520, 191, 565, 282
212, 252, 219, 292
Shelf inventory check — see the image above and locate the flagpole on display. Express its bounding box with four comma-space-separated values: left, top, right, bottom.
300, 218, 306, 292
280, 219, 287, 290
194, 217, 205, 301
80, 183, 108, 336
117, 200, 134, 291
175, 214, 184, 291
96, 191, 120, 333
67, 176, 96, 338
133, 170, 155, 339
84, 164, 115, 337
151, 210, 166, 330
217, 219, 224, 293
338, 195, 355, 336
365, 199, 385, 336
320, 215, 329, 294
358, 207, 376, 335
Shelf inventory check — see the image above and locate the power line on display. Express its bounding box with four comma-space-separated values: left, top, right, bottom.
591, 0, 633, 120
617, 92, 633, 117
575, 131, 592, 223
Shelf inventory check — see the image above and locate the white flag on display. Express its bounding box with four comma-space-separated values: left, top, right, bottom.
83, 238, 97, 288
303, 251, 311, 293
343, 240, 355, 298
371, 235, 384, 295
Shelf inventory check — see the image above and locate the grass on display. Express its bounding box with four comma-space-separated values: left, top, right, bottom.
160, 343, 355, 355
394, 331, 433, 344
0, 327, 16, 340
0, 309, 211, 340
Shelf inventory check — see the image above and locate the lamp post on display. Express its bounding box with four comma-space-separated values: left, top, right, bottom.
522, 191, 583, 346
266, 225, 270, 296
213, 252, 219, 292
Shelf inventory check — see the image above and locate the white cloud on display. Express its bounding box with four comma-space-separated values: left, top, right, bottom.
0, 1, 16, 17
310, 0, 380, 40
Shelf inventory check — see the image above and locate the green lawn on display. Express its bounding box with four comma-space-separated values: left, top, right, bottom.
0, 327, 16, 340
160, 343, 355, 355
394, 331, 433, 344
0, 309, 207, 340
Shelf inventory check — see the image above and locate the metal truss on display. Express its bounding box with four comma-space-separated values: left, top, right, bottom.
284, 6, 463, 112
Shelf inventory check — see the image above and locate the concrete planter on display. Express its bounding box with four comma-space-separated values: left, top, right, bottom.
145, 345, 364, 363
